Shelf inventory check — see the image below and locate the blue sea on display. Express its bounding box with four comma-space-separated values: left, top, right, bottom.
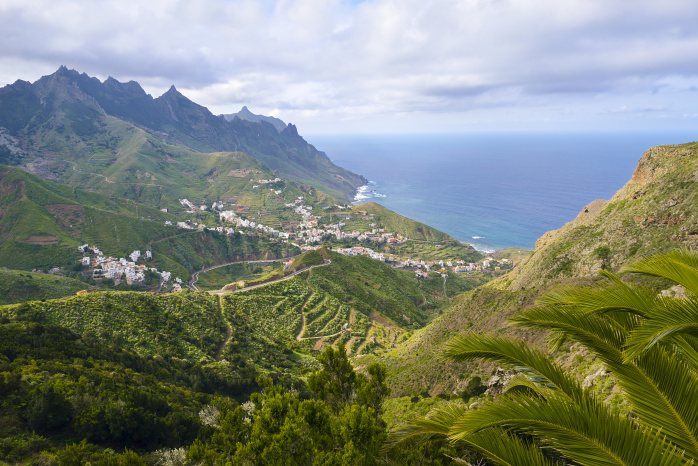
309, 132, 697, 252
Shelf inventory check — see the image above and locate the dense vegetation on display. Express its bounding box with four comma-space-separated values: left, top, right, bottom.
0, 269, 89, 305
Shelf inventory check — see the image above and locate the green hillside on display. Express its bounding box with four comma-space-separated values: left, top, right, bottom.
0, 269, 89, 304
0, 165, 176, 270
0, 165, 300, 285
352, 202, 453, 242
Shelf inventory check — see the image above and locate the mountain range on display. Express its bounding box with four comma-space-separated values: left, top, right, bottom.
0, 66, 366, 203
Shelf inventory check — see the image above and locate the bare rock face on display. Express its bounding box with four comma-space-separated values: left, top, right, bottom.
486, 368, 514, 396
582, 366, 609, 390
660, 285, 687, 299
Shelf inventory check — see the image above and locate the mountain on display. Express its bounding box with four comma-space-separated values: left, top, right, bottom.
0, 66, 366, 202
222, 106, 287, 133
381, 140, 698, 397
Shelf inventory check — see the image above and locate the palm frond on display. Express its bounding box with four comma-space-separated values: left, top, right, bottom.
502, 373, 550, 400
383, 402, 466, 452
449, 393, 688, 466
511, 304, 626, 352
453, 430, 558, 466
624, 248, 698, 296
624, 297, 698, 361
442, 333, 583, 401
513, 302, 698, 458
538, 273, 657, 325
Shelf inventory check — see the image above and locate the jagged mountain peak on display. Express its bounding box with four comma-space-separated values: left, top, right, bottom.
222, 106, 287, 133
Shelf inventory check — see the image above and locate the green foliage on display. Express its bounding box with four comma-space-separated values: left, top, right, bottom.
460, 376, 486, 403
1, 290, 227, 361
186, 351, 390, 465
309, 343, 358, 412
0, 321, 219, 463
311, 252, 447, 329
0, 269, 88, 304
28, 383, 72, 432
390, 250, 698, 464
594, 245, 611, 260
289, 248, 327, 270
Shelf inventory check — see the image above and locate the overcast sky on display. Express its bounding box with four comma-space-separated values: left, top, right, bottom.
2, 0, 698, 134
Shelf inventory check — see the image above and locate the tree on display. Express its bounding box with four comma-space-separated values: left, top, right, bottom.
356, 362, 391, 421
388, 249, 698, 465
308, 342, 357, 412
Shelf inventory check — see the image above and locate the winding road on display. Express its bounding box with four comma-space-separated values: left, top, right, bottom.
188, 256, 299, 291
208, 260, 331, 295
187, 256, 331, 295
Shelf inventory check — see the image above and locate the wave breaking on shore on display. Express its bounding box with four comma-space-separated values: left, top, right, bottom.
353, 182, 386, 203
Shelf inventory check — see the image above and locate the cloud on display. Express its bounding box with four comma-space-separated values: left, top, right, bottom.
1, 0, 698, 132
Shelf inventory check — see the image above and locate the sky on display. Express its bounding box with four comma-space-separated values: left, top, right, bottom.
1, 0, 698, 134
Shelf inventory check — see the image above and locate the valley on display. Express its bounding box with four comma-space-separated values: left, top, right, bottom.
0, 66, 697, 465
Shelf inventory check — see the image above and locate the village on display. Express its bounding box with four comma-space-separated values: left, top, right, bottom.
77, 244, 184, 292
171, 183, 513, 280
62, 178, 513, 293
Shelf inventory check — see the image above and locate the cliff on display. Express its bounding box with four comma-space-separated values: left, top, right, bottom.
496, 140, 698, 290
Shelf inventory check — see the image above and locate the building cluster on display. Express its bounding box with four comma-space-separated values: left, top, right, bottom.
77, 243, 182, 290
179, 198, 227, 212
331, 245, 512, 279
333, 246, 386, 262
219, 210, 290, 239
168, 193, 513, 280
257, 177, 282, 184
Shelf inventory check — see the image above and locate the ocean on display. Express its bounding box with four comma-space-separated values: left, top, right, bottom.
308, 132, 697, 252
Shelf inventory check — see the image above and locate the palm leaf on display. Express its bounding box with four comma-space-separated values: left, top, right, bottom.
383, 402, 466, 451
624, 297, 698, 361
442, 333, 584, 401
624, 249, 698, 296
449, 392, 687, 466
453, 430, 558, 466
513, 302, 698, 459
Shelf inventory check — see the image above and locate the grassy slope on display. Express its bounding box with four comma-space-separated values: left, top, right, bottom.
0, 269, 87, 305
0, 165, 177, 270
0, 165, 301, 280
351, 202, 453, 242
0, 291, 228, 361
0, 251, 479, 387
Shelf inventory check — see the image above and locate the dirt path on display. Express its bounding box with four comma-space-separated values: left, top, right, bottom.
331, 334, 344, 346
214, 295, 233, 362
442, 275, 449, 300
355, 332, 371, 356
295, 269, 315, 341
313, 337, 327, 351
345, 336, 359, 354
